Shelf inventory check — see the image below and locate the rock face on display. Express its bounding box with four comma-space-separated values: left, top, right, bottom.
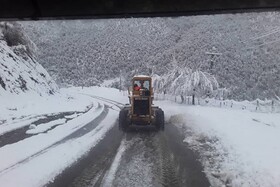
0, 23, 58, 96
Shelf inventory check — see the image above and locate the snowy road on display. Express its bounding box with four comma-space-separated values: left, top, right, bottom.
2, 87, 279, 186
0, 92, 209, 187
48, 121, 209, 187
42, 94, 209, 187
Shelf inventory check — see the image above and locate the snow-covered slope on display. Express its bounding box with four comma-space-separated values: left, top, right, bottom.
0, 23, 58, 96
21, 12, 280, 101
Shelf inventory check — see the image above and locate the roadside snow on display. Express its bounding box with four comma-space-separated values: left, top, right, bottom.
63, 86, 128, 104
64, 113, 81, 119
0, 91, 93, 135
0, 117, 44, 136
0, 109, 118, 187
26, 118, 66, 135
0, 102, 102, 173
159, 101, 280, 187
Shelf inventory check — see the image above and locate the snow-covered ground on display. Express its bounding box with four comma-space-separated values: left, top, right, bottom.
1, 86, 280, 187
161, 101, 280, 187
155, 93, 280, 113
0, 90, 93, 135
0, 87, 122, 187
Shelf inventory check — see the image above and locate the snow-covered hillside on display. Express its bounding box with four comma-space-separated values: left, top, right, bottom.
0, 23, 58, 96
20, 12, 280, 101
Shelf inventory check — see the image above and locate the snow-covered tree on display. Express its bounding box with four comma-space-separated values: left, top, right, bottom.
18, 11, 280, 100
153, 67, 219, 98
0, 22, 37, 59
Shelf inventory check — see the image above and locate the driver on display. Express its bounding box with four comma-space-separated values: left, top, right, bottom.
140, 80, 147, 89
134, 83, 140, 91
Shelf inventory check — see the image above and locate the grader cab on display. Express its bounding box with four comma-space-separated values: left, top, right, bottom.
119, 75, 164, 131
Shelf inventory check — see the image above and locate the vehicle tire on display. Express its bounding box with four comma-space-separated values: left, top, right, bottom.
119, 108, 129, 131
155, 109, 165, 131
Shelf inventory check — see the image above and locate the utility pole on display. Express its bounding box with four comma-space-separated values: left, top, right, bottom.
119, 70, 122, 92
205, 51, 222, 72
192, 88, 196, 105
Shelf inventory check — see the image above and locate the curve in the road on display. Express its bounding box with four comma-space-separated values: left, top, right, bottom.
0, 103, 109, 175
80, 94, 124, 109
0, 111, 81, 148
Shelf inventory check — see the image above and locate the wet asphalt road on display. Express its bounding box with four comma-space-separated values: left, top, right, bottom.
47, 122, 210, 187
0, 111, 79, 148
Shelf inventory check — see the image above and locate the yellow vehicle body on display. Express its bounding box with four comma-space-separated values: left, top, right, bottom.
119, 75, 164, 131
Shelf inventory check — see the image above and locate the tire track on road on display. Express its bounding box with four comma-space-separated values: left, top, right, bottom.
107, 125, 210, 187
80, 94, 124, 110
45, 95, 210, 187
47, 124, 123, 187
55, 123, 210, 187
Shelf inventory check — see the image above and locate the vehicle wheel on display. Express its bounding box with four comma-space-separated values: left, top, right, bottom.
155, 109, 164, 131
119, 108, 129, 131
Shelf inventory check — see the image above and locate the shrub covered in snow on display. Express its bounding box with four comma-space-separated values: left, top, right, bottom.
1, 22, 37, 59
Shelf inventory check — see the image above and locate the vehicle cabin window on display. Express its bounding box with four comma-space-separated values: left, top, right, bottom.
134, 80, 150, 90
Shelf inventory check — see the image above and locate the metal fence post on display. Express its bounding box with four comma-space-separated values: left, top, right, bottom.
256, 100, 259, 111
